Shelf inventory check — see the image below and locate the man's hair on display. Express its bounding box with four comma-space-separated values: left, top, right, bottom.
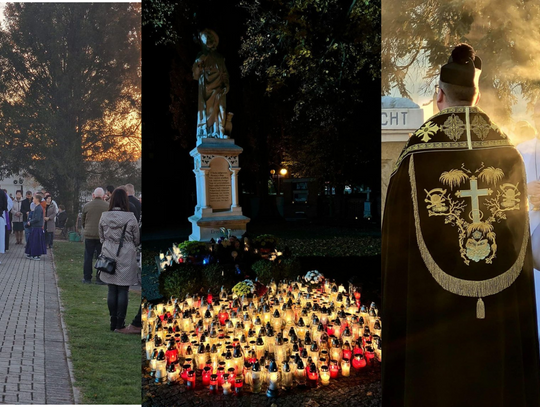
93, 187, 105, 198
26, 190, 32, 196
106, 185, 115, 194
125, 183, 135, 195
116, 185, 127, 192
16, 190, 22, 195
439, 80, 479, 105
35, 193, 43, 201
59, 204, 65, 210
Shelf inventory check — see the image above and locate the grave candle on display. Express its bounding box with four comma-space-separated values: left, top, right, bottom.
222, 374, 232, 395
251, 361, 262, 393
307, 362, 318, 386
155, 350, 167, 383
209, 374, 218, 394
341, 358, 351, 377
167, 363, 179, 384
235, 374, 244, 395
281, 361, 293, 390
202, 366, 212, 386
353, 353, 367, 369
342, 341, 352, 361
266, 360, 279, 398
320, 365, 330, 385
186, 370, 196, 390
329, 359, 339, 378
295, 358, 306, 386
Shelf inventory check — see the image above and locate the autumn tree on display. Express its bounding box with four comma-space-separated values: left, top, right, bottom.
382, 0, 540, 124
0, 3, 141, 221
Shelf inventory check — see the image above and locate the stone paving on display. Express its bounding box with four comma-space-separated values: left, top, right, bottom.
142, 354, 381, 407
0, 234, 75, 404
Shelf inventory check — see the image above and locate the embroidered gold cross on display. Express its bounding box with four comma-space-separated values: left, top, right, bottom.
456, 178, 492, 223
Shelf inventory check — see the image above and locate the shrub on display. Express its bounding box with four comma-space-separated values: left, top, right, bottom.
178, 241, 208, 256
158, 264, 201, 300
251, 260, 275, 285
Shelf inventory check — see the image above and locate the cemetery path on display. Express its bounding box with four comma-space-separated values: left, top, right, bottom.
0, 234, 76, 404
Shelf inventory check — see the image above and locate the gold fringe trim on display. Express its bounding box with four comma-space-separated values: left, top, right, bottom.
476, 298, 485, 319
409, 156, 529, 314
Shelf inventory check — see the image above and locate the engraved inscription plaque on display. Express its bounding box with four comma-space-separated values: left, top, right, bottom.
208, 157, 232, 210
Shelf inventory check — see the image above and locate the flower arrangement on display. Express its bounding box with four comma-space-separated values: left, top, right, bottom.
232, 279, 255, 297
304, 270, 325, 285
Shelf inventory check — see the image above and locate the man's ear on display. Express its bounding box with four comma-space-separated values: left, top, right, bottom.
437, 88, 445, 104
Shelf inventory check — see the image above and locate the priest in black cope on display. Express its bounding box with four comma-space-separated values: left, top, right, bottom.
382, 44, 540, 407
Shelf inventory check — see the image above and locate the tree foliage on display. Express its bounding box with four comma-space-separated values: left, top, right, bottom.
0, 3, 141, 219
382, 0, 540, 123
240, 0, 381, 189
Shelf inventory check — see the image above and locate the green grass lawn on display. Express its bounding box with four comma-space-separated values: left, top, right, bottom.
54, 240, 141, 404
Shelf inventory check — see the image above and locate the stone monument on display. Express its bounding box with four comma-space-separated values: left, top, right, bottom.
189, 29, 250, 241
381, 96, 425, 215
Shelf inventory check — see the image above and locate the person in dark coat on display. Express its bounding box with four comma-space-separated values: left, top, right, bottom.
25, 194, 46, 260
21, 191, 32, 243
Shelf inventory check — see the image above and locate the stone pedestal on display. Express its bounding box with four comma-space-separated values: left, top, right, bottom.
188, 138, 250, 241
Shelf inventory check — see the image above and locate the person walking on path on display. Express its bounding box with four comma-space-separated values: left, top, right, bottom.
82, 187, 109, 284
44, 195, 57, 249
4, 189, 12, 252
11, 190, 24, 244
98, 188, 140, 331
25, 193, 46, 261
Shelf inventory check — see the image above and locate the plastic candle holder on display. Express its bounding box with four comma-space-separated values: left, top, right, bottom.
320, 365, 330, 385
186, 370, 196, 390
341, 358, 351, 377
202, 367, 212, 386
222, 374, 232, 395
329, 360, 339, 378
353, 354, 367, 369
209, 374, 218, 394
235, 375, 243, 395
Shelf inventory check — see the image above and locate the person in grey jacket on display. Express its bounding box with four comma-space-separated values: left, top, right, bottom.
44, 195, 57, 249
98, 188, 140, 331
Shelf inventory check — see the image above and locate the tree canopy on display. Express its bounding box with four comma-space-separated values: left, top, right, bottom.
0, 3, 141, 218
382, 0, 540, 124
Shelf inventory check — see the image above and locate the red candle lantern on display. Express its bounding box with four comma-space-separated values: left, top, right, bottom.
217, 366, 225, 386
235, 374, 244, 395
307, 362, 318, 382
186, 370, 196, 390
202, 367, 212, 386
329, 359, 339, 378
181, 364, 191, 380
209, 374, 218, 394
165, 340, 179, 365
326, 324, 334, 336
352, 353, 367, 369
342, 341, 352, 361
365, 346, 375, 365
219, 308, 229, 326
227, 368, 236, 385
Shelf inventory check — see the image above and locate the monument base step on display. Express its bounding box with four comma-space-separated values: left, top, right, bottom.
188, 215, 250, 241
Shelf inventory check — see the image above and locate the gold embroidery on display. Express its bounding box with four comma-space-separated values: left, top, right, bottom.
414, 121, 440, 142
409, 155, 529, 319
425, 164, 520, 265
442, 114, 466, 141
391, 139, 513, 176
471, 115, 490, 140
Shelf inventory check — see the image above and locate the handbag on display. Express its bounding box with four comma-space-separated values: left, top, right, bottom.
94, 223, 128, 274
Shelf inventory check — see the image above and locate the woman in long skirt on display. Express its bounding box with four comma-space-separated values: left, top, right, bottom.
25, 194, 47, 260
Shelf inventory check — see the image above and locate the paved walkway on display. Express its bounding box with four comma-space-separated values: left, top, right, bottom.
0, 234, 75, 404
